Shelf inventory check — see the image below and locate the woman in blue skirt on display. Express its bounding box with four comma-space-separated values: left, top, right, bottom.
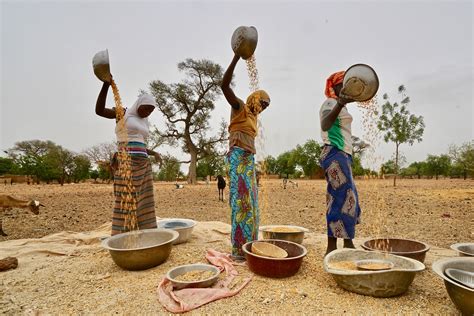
319, 71, 362, 255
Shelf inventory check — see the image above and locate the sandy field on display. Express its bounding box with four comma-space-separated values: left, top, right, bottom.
1, 179, 473, 314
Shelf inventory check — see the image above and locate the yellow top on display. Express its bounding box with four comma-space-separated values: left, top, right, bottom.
228, 90, 270, 154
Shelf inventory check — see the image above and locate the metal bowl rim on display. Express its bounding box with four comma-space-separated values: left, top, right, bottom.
156, 218, 197, 230
101, 228, 179, 251
432, 257, 474, 292
343, 63, 379, 101
355, 259, 395, 270
166, 263, 220, 285
242, 239, 308, 260
450, 242, 474, 256
361, 238, 430, 254
324, 249, 425, 275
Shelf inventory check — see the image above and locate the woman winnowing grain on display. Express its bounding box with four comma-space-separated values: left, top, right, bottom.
95, 80, 162, 236
221, 53, 270, 260
319, 71, 362, 255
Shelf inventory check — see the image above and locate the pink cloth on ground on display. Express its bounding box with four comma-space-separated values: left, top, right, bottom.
157, 249, 252, 313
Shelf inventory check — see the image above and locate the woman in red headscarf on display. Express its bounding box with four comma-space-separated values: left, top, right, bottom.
319, 71, 361, 255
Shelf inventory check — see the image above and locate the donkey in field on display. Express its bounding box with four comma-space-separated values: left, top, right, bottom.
217, 175, 226, 202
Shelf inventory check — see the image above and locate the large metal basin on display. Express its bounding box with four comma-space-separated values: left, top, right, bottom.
259, 225, 308, 244
432, 257, 474, 315
242, 239, 307, 278
102, 229, 178, 271
361, 238, 430, 263
324, 249, 425, 297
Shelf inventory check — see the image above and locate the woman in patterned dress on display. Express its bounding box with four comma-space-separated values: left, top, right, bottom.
319, 71, 362, 255
221, 53, 271, 259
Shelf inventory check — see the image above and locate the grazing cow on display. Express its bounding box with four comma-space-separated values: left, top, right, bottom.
0, 194, 44, 236
217, 175, 226, 202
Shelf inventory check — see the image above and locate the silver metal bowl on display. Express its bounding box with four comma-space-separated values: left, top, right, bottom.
101, 229, 178, 271
445, 268, 474, 289
451, 243, 474, 257
259, 225, 309, 244
231, 26, 258, 60
167, 263, 220, 290
432, 257, 474, 315
157, 218, 196, 245
92, 49, 112, 83
342, 64, 379, 102
324, 249, 425, 297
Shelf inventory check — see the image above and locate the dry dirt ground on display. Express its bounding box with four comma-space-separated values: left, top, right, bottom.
1, 179, 472, 248
0, 179, 473, 314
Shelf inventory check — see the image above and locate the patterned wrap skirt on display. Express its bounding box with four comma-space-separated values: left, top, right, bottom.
112, 155, 157, 236
320, 145, 361, 239
227, 146, 259, 258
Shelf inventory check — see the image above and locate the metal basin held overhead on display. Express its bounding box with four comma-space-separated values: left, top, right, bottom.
231, 26, 258, 60
92, 49, 112, 83
102, 229, 179, 271
341, 64, 379, 102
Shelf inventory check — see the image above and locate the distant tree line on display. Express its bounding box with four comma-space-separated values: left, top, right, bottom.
382, 141, 474, 180
262, 137, 375, 179
2, 138, 472, 184
1, 140, 91, 185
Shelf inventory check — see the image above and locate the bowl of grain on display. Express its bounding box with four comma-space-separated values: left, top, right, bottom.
243, 239, 307, 278
157, 218, 197, 245
324, 249, 425, 297
167, 263, 220, 290
355, 259, 394, 271
432, 257, 474, 315
450, 243, 474, 257
259, 225, 308, 244
102, 228, 179, 271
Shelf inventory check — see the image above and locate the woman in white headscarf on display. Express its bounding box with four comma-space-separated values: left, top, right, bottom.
96, 80, 162, 236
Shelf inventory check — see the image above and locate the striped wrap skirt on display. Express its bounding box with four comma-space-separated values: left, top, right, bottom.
112, 155, 157, 236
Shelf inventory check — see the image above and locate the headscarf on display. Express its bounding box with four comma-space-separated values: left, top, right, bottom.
124, 93, 157, 122
246, 90, 270, 115
325, 71, 345, 99
115, 93, 157, 143
228, 90, 270, 139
